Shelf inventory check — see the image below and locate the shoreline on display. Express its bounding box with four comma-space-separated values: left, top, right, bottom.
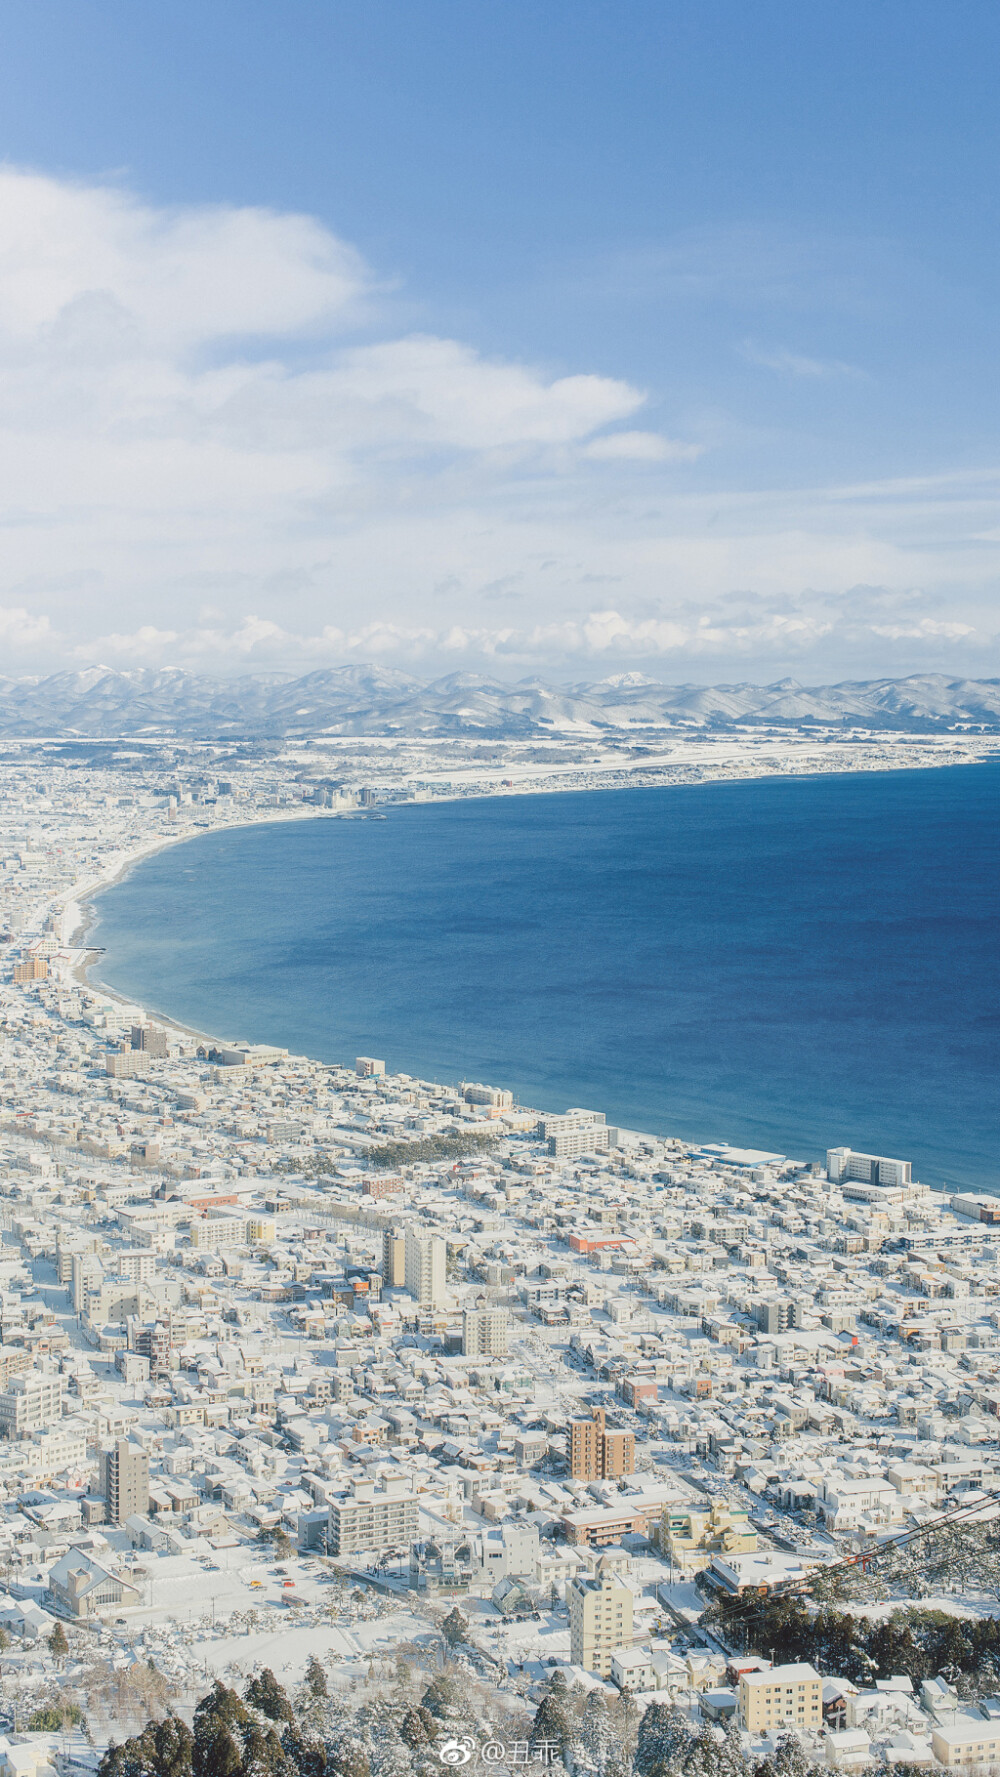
72, 742, 997, 1067
68, 806, 350, 1051
64, 748, 1000, 1193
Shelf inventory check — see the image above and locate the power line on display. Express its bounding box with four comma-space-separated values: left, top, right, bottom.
710, 1487, 1000, 1636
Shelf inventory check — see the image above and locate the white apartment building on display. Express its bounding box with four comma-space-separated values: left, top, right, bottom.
404, 1227, 446, 1308
538, 1109, 621, 1159
461, 1082, 513, 1108
327, 1482, 419, 1556
568, 1561, 634, 1676
827, 1147, 912, 1189
462, 1307, 509, 1357
0, 1373, 64, 1440
815, 1473, 900, 1531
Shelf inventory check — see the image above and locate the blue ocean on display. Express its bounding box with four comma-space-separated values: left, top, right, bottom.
92, 763, 1000, 1190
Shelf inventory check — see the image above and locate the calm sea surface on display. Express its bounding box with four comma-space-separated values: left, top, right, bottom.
93, 764, 1000, 1190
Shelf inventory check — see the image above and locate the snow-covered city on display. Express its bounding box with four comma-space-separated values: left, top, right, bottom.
0, 740, 998, 1777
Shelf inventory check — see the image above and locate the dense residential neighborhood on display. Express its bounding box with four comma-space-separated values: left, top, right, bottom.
0, 742, 999, 1774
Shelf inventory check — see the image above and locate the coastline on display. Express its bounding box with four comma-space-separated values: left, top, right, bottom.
70, 741, 998, 1069
67, 752, 1000, 1193
67, 805, 352, 1051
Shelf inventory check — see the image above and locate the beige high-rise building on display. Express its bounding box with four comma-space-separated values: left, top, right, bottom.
462, 1307, 509, 1357
568, 1407, 635, 1481
568, 1561, 633, 1676
738, 1664, 822, 1733
404, 1227, 446, 1308
382, 1228, 406, 1287
98, 1438, 150, 1524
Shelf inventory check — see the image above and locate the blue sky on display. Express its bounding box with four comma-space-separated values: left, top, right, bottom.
0, 0, 997, 681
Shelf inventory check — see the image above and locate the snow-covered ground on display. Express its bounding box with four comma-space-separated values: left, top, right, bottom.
201, 1607, 431, 1685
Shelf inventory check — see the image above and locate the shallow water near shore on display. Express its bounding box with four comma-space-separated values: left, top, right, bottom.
93, 763, 1000, 1190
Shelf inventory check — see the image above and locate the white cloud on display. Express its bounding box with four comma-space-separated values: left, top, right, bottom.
742, 341, 862, 379
583, 430, 702, 462
0, 604, 55, 649
325, 336, 643, 449
75, 586, 993, 673
0, 168, 369, 348
0, 167, 993, 679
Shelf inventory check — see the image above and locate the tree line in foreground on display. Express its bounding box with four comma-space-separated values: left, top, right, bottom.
93, 1658, 906, 1777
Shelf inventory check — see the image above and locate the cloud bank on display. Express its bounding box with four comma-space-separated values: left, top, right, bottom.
0, 167, 996, 679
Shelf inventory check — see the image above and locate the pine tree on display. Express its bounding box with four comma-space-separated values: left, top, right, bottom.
352, 1697, 417, 1777
48, 1621, 69, 1663
399, 1707, 437, 1751
99, 1737, 157, 1777
246, 1671, 295, 1725
441, 1608, 469, 1649
576, 1690, 618, 1777
530, 1695, 571, 1763
635, 1703, 693, 1777
194, 1729, 242, 1777
305, 1657, 328, 1701
770, 1739, 809, 1777
420, 1675, 466, 1722
326, 1746, 370, 1777
242, 1723, 292, 1777
151, 1719, 195, 1777
193, 1684, 252, 1777
282, 1727, 327, 1777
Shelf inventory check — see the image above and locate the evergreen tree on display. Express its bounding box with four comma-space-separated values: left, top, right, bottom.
353, 1697, 417, 1777
441, 1608, 469, 1649
530, 1695, 571, 1763
241, 1723, 291, 1777
420, 1675, 466, 1722
282, 1728, 327, 1777
99, 1739, 157, 1777
246, 1671, 295, 1725
635, 1703, 693, 1777
193, 1684, 252, 1777
99, 1718, 194, 1777
576, 1690, 618, 1777
305, 1657, 328, 1701
48, 1622, 69, 1663
151, 1720, 196, 1777
326, 1747, 370, 1777
399, 1708, 437, 1751
770, 1739, 809, 1777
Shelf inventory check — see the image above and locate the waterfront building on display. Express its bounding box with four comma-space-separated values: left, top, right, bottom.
826, 1146, 912, 1188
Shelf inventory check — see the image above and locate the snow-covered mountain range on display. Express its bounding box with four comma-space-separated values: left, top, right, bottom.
1, 666, 999, 738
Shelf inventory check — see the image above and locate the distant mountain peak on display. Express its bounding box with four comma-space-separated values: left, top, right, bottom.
596, 671, 660, 688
